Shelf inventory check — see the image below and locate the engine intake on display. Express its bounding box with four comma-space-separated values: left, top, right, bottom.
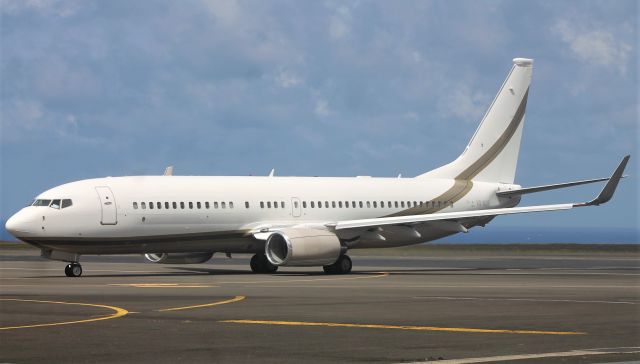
265, 228, 342, 267
143, 252, 213, 264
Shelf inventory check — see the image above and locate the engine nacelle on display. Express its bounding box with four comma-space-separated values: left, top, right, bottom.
265, 228, 342, 267
143, 252, 213, 264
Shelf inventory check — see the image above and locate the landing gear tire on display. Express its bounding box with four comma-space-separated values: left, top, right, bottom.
250, 253, 278, 274
64, 262, 82, 277
323, 255, 352, 275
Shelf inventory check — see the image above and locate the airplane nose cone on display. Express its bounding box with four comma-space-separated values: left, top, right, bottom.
5, 212, 30, 237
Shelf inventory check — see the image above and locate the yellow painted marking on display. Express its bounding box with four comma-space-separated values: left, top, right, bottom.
157, 296, 246, 312
217, 272, 389, 285
220, 320, 585, 335
0, 298, 128, 330
108, 283, 216, 288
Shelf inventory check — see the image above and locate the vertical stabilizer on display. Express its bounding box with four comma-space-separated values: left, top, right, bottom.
418, 58, 533, 183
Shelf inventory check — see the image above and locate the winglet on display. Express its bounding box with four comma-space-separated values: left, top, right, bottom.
163, 165, 174, 176
575, 155, 630, 207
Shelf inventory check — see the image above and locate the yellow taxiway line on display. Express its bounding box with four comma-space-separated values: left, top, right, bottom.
156, 296, 246, 312
108, 283, 216, 288
219, 319, 586, 335
0, 298, 128, 330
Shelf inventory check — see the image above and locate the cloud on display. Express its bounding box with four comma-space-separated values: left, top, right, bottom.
437, 85, 491, 122
0, 0, 83, 17
276, 70, 302, 88
328, 5, 351, 39
551, 19, 633, 73
314, 99, 330, 117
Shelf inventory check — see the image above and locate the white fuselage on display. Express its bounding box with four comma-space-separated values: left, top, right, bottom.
6, 175, 519, 254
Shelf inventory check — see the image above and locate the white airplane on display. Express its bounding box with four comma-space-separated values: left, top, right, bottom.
5, 58, 630, 277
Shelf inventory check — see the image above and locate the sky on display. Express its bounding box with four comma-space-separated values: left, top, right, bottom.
1, 0, 638, 238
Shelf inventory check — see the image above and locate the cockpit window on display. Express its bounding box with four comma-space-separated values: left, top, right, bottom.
31, 198, 73, 208
32, 199, 52, 207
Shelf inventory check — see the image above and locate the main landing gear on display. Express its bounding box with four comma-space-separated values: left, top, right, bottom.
250, 253, 278, 274
323, 255, 352, 275
64, 262, 83, 277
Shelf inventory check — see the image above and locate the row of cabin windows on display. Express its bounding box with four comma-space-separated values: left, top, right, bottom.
260, 201, 286, 209
270, 200, 452, 209
132, 199, 453, 211
133, 201, 234, 210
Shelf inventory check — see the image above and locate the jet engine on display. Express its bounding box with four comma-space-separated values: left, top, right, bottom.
265, 228, 342, 266
143, 252, 214, 264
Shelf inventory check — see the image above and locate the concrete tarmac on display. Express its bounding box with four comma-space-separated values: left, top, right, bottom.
1, 244, 639, 363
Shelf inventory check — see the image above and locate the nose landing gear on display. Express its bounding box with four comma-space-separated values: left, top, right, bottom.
64, 262, 83, 277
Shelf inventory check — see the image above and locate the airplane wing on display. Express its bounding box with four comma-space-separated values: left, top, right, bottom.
330, 155, 629, 232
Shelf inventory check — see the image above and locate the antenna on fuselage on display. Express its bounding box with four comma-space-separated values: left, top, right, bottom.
164, 166, 174, 176
397, 173, 402, 178
268, 168, 275, 177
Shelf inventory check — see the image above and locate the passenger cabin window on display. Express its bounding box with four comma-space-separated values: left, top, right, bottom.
197, 202, 201, 209
142, 202, 147, 209
214, 202, 219, 209
173, 202, 177, 209
245, 201, 250, 208
157, 202, 161, 209
205, 202, 210, 209
188, 202, 193, 209
338, 201, 342, 208
279, 202, 283, 209
149, 202, 154, 210
260, 202, 264, 208
230, 202, 234, 209
267, 201, 271, 208
359, 201, 363, 208
373, 201, 377, 208
325, 201, 329, 208
366, 201, 371, 208
332, 201, 336, 208
165, 202, 169, 209
180, 202, 185, 209
310, 201, 315, 208
133, 202, 138, 209
302, 201, 307, 208
222, 202, 226, 209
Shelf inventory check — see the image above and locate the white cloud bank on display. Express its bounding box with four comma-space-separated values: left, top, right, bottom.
551, 19, 633, 74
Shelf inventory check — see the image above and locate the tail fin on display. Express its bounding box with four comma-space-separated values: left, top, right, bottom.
418, 58, 533, 183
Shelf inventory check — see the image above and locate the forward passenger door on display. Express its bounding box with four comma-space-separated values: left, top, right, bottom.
95, 186, 117, 225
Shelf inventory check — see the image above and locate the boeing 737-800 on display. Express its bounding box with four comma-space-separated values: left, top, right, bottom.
5, 58, 630, 277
